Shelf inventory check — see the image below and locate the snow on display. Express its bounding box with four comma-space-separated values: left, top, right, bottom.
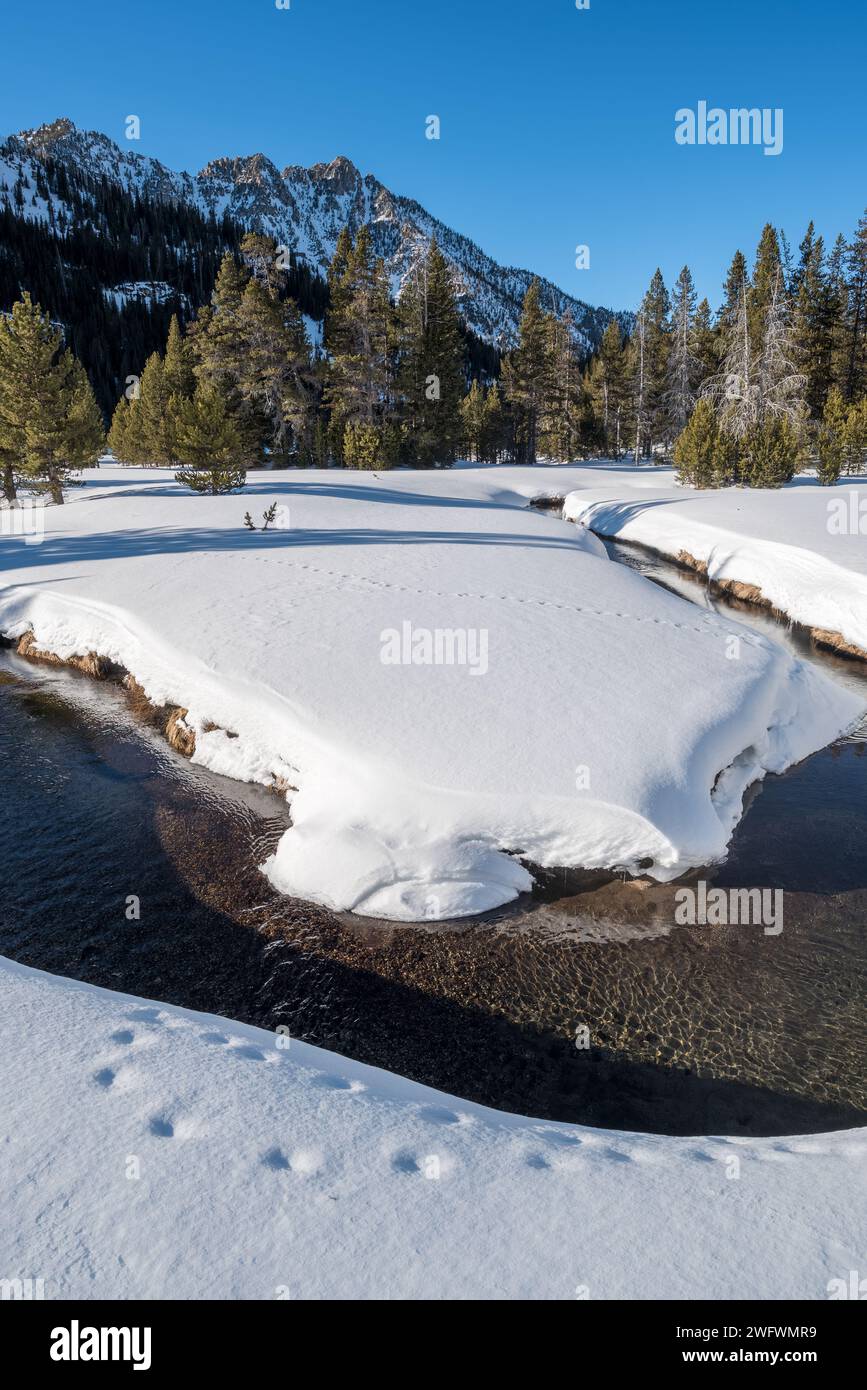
561, 465, 867, 655
0, 464, 861, 922
2, 955, 864, 1301
102, 281, 186, 311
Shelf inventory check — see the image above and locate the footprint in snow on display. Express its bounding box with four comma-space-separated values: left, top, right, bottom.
200, 1032, 229, 1045
525, 1152, 552, 1170
261, 1146, 323, 1175
416, 1105, 466, 1126
392, 1150, 421, 1174
262, 1147, 290, 1170
314, 1074, 365, 1092
110, 1029, 136, 1045
93, 1067, 116, 1088
149, 1117, 174, 1138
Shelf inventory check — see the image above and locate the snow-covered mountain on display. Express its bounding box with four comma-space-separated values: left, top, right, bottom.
0, 117, 621, 351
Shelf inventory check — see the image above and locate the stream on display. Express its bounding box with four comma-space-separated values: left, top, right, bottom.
1, 529, 866, 1137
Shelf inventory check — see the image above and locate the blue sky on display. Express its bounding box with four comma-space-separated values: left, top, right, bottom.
1, 0, 864, 313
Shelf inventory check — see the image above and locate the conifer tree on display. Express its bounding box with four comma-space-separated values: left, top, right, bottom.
398, 237, 465, 466
756, 269, 807, 434
792, 228, 840, 416
691, 298, 718, 382
674, 398, 733, 487
719, 251, 750, 337
0, 292, 103, 503
704, 273, 759, 445
641, 268, 671, 448
588, 319, 629, 456
460, 379, 486, 461
481, 381, 506, 463
323, 227, 394, 464
540, 309, 582, 460
816, 386, 847, 484
234, 277, 313, 462
742, 413, 804, 487
502, 281, 549, 463
173, 380, 250, 493
749, 224, 784, 353
842, 396, 867, 474
107, 394, 132, 464
163, 314, 196, 398
842, 210, 867, 401
664, 266, 700, 441
135, 352, 171, 462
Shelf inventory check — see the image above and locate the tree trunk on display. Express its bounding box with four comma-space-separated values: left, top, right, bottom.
2, 461, 16, 502
49, 472, 64, 505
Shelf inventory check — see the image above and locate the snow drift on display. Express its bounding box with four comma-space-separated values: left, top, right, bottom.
0, 465, 861, 920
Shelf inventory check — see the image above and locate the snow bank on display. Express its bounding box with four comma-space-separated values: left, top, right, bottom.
561, 467, 867, 656
0, 466, 861, 920
2, 956, 864, 1300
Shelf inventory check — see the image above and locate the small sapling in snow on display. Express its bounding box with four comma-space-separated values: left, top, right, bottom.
244, 502, 280, 532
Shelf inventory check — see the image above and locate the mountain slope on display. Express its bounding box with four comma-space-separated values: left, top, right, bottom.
0, 117, 621, 353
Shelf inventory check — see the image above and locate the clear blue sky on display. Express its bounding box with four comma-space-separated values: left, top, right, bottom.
1, 0, 864, 313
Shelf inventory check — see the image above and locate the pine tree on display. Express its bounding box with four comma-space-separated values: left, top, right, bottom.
106, 392, 131, 465
626, 270, 670, 460
540, 310, 582, 460
234, 277, 313, 462
749, 224, 783, 354
502, 281, 549, 463
842, 210, 867, 401
641, 269, 671, 449
190, 252, 251, 391
628, 307, 648, 462
756, 268, 807, 433
323, 227, 394, 464
742, 413, 804, 488
704, 272, 760, 446
674, 398, 733, 487
718, 251, 750, 338
0, 292, 104, 504
481, 381, 506, 463
136, 352, 171, 463
163, 314, 196, 398
398, 236, 465, 466
842, 396, 867, 474
588, 319, 629, 456
664, 266, 700, 442
792, 228, 840, 417
816, 386, 847, 484
460, 379, 486, 461
691, 297, 718, 383
173, 380, 250, 493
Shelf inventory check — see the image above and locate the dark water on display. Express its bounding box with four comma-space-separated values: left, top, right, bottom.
1, 541, 866, 1137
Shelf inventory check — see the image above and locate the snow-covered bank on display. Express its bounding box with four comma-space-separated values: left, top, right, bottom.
1, 956, 864, 1301
561, 468, 867, 659
0, 466, 862, 920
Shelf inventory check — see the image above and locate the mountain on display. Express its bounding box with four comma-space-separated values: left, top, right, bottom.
2, 118, 622, 343
0, 119, 628, 415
